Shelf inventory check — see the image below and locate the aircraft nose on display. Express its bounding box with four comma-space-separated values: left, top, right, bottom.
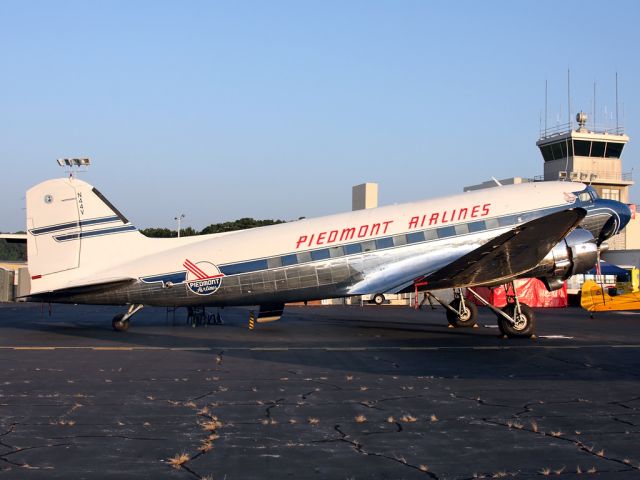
597, 200, 632, 243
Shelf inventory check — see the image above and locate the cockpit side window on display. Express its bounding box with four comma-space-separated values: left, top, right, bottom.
578, 192, 591, 203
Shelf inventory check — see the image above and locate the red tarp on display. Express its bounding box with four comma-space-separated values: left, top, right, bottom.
466, 278, 568, 308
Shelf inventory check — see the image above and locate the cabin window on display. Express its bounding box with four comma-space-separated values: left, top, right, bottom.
221, 259, 268, 275
468, 220, 486, 233
311, 249, 330, 261
297, 251, 312, 263
454, 224, 469, 235
485, 218, 500, 229
406, 232, 425, 244
375, 237, 394, 249
425, 229, 438, 240
329, 246, 344, 258
437, 226, 456, 238
498, 215, 517, 227
267, 257, 282, 268
361, 240, 376, 252
281, 254, 297, 266
393, 234, 407, 246
344, 243, 362, 255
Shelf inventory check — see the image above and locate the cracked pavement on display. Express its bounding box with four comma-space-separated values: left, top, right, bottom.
1, 303, 639, 478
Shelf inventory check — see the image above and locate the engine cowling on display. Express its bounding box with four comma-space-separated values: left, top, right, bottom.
528, 228, 598, 291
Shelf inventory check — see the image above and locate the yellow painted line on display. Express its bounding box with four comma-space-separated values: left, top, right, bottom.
91, 347, 134, 351
11, 346, 56, 350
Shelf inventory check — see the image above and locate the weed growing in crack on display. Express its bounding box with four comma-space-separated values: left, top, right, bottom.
184, 401, 196, 408
199, 441, 213, 452
346, 375, 354, 381
587, 466, 597, 473
308, 417, 320, 425
400, 414, 417, 423
359, 386, 368, 391
575, 430, 581, 435
419, 465, 429, 472
288, 419, 298, 424
623, 459, 631, 464
168, 453, 190, 469
576, 465, 582, 474
596, 449, 605, 457
387, 416, 395, 423
355, 415, 366, 423
554, 466, 565, 475
530, 420, 538, 433
198, 407, 210, 416
430, 414, 438, 422
550, 430, 563, 437
491, 470, 508, 477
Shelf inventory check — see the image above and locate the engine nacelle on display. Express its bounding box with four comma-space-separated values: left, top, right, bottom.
528, 228, 598, 291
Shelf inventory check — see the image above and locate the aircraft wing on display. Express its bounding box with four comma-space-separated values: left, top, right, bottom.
411, 208, 587, 290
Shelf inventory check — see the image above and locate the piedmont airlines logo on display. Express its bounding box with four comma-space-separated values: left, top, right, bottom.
184, 259, 224, 295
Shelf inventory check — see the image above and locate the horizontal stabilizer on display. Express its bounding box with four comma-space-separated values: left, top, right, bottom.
22, 277, 136, 302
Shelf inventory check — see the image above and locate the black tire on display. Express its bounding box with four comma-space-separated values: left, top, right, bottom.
372, 293, 385, 306
446, 299, 478, 328
112, 314, 130, 332
496, 303, 535, 338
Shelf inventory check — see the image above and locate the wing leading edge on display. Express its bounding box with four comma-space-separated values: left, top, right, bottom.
413, 208, 587, 290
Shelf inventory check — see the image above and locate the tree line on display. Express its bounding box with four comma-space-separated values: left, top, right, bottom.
0, 218, 288, 261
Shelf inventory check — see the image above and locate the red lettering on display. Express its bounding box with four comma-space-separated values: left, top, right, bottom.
328, 230, 338, 243
358, 225, 369, 238
451, 209, 457, 222
420, 215, 426, 227
370, 223, 381, 236
308, 233, 315, 246
442, 210, 448, 223
382, 220, 393, 233
457, 208, 468, 221
296, 235, 307, 249
471, 205, 480, 218
429, 212, 439, 225
482, 203, 491, 216
317, 231, 326, 245
340, 227, 356, 241
409, 216, 419, 229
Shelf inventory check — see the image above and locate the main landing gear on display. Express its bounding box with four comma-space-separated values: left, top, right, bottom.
422, 283, 535, 338
112, 304, 144, 332
423, 288, 478, 328
467, 282, 536, 338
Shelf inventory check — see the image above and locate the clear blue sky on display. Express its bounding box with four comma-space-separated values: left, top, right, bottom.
1, 0, 638, 232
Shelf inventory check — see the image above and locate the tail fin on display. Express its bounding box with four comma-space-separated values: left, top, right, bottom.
26, 177, 146, 294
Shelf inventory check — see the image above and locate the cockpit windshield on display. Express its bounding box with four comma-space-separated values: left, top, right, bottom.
576, 186, 598, 204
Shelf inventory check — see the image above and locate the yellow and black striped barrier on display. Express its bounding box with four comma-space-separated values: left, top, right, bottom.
248, 311, 255, 330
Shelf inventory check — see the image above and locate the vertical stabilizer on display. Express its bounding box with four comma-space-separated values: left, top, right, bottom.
26, 177, 145, 293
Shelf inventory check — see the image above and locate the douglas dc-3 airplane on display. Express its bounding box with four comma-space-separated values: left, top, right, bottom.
23, 175, 631, 338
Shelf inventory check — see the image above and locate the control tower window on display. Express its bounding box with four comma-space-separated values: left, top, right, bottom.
601, 188, 620, 201
573, 140, 591, 156
540, 145, 554, 162
590, 141, 605, 157
605, 142, 624, 158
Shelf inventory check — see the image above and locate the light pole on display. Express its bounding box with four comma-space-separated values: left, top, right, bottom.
174, 214, 185, 238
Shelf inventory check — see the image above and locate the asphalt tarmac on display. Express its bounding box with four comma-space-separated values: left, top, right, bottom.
0, 302, 639, 479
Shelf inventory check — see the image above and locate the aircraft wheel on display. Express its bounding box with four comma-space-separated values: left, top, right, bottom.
446, 299, 478, 327
112, 314, 130, 332
497, 304, 535, 338
372, 293, 385, 306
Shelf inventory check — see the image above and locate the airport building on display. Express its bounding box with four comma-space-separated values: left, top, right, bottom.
465, 111, 638, 251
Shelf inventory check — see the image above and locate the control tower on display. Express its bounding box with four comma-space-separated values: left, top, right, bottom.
537, 111, 632, 202
537, 112, 634, 248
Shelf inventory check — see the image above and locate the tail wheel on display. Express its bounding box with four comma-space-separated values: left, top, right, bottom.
446, 299, 478, 328
112, 314, 130, 332
497, 304, 535, 338
372, 294, 385, 305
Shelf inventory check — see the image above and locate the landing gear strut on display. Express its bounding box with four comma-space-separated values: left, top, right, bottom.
422, 288, 478, 328
467, 282, 535, 338
112, 304, 144, 332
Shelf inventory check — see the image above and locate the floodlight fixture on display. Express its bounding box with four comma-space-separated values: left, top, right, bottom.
56, 158, 91, 167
